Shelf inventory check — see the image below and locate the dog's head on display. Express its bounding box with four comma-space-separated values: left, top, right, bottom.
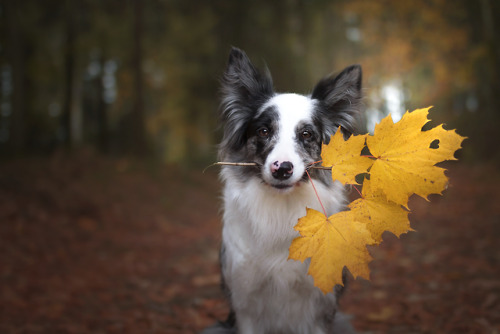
219, 47, 362, 192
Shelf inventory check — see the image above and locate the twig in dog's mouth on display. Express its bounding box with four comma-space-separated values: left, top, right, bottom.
203, 162, 261, 173
213, 162, 261, 167
307, 165, 332, 170
204, 161, 332, 173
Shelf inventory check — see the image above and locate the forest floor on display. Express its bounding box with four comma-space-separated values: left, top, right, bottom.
1, 153, 499, 334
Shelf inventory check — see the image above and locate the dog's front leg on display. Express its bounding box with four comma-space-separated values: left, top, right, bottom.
235, 314, 257, 334
236, 316, 330, 334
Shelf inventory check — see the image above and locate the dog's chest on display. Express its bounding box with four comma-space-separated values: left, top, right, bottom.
221, 177, 342, 294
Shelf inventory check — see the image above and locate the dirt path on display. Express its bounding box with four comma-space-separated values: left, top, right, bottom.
0, 156, 498, 333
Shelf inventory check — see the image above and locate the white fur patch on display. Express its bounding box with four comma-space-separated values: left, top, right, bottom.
261, 94, 316, 186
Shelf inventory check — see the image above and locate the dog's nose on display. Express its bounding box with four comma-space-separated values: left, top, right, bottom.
271, 161, 294, 180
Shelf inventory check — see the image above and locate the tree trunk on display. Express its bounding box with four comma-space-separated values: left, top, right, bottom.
61, 0, 78, 149
97, 56, 109, 154
70, 70, 83, 147
131, 0, 146, 155
3, 0, 26, 154
479, 0, 499, 116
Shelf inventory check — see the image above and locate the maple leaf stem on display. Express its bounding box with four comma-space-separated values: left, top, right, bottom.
309, 160, 323, 166
305, 169, 327, 217
353, 185, 363, 198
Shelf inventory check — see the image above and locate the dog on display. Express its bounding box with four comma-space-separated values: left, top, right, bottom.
203, 48, 362, 334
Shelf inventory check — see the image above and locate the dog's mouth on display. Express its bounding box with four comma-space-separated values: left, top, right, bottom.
266, 172, 308, 191
271, 183, 293, 190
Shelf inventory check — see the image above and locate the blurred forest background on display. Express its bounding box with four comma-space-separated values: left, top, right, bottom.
1, 0, 499, 163
1, 1, 500, 333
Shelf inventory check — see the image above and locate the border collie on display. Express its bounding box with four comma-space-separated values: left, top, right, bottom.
203, 48, 362, 334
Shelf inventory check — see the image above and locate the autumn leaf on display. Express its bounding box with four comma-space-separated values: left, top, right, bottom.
366, 107, 466, 207
289, 208, 374, 294
286, 106, 465, 294
321, 130, 374, 185
348, 179, 411, 244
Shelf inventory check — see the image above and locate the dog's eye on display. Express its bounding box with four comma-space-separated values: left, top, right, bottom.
301, 130, 312, 139
257, 127, 270, 138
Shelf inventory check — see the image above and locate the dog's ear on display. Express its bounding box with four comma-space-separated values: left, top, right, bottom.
221, 47, 274, 117
312, 65, 362, 138
219, 48, 274, 155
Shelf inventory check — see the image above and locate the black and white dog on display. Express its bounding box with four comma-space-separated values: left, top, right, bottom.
203, 48, 362, 334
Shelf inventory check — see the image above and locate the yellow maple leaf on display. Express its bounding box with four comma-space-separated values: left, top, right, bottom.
287, 107, 464, 294
289, 208, 374, 294
366, 107, 466, 207
321, 130, 374, 185
348, 179, 411, 244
